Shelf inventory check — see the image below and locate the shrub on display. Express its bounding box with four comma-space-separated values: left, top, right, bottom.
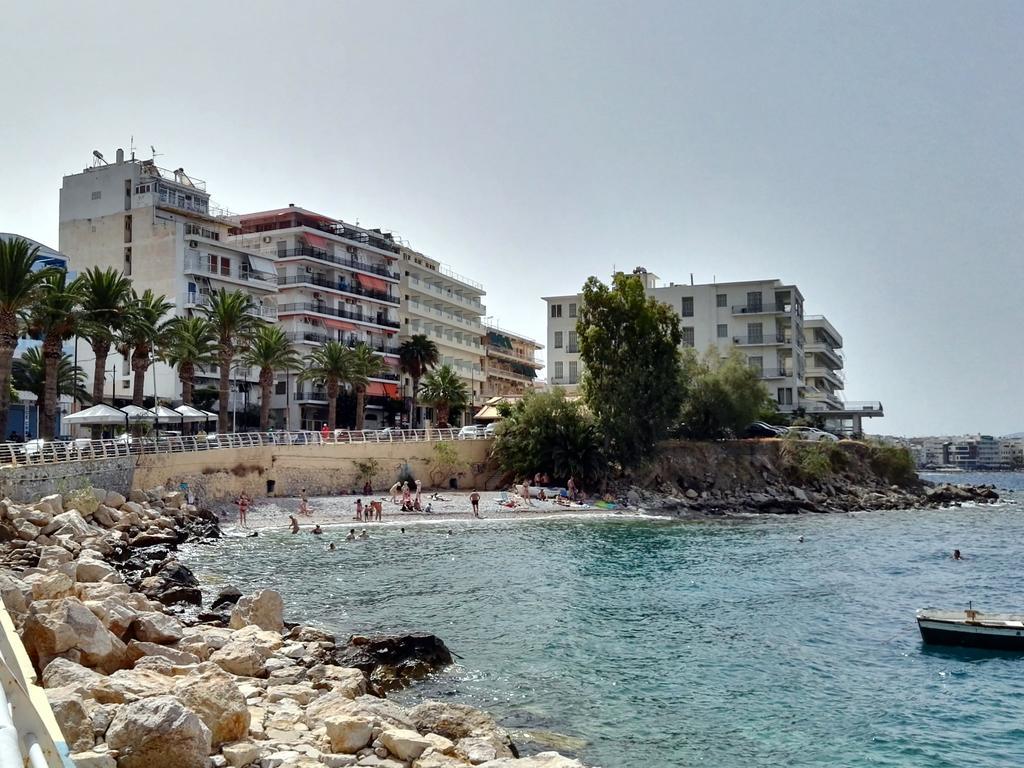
868, 443, 917, 486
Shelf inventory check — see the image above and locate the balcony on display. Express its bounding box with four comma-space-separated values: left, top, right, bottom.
284, 332, 401, 356
732, 333, 789, 346
549, 376, 580, 386
406, 300, 483, 333
806, 342, 844, 368
486, 344, 543, 368
806, 365, 845, 388
757, 368, 792, 379
407, 276, 485, 313
278, 273, 399, 305
184, 254, 277, 287
731, 302, 793, 315
486, 366, 535, 383
183, 292, 277, 320
277, 247, 399, 281
278, 302, 400, 330
294, 389, 328, 403
418, 327, 482, 354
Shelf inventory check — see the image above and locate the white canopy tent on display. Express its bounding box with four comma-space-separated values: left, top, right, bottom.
121, 405, 156, 423
61, 404, 131, 427
174, 405, 209, 423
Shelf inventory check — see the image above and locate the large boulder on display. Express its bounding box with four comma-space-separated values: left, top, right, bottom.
335, 633, 453, 692
208, 626, 281, 678
105, 695, 211, 768
380, 728, 432, 761
41, 657, 105, 695
0, 571, 29, 614
37, 545, 73, 568
409, 700, 511, 745
173, 663, 250, 747
140, 560, 201, 606
324, 714, 374, 754
43, 510, 94, 539
229, 589, 285, 633
47, 687, 94, 752
28, 572, 76, 601
84, 597, 137, 638
22, 597, 130, 674
126, 640, 200, 666
306, 664, 367, 698
76, 559, 118, 583
130, 611, 184, 644
475, 753, 585, 767
92, 667, 175, 704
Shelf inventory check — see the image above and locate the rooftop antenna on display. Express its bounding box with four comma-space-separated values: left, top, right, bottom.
91, 150, 108, 167
129, 135, 136, 161
151, 145, 163, 163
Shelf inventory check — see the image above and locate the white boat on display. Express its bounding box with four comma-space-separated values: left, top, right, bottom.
917, 607, 1024, 650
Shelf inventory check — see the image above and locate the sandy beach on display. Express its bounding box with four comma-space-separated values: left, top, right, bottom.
221, 489, 625, 533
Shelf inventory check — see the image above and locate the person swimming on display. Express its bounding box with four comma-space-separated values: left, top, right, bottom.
328, 542, 336, 550
798, 535, 804, 543
345, 529, 356, 541
953, 549, 962, 560
358, 529, 369, 540
312, 524, 323, 535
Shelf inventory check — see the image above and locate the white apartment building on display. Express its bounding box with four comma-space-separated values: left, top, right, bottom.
58, 149, 278, 410
398, 247, 486, 425
545, 270, 807, 411
228, 207, 402, 430
803, 316, 845, 412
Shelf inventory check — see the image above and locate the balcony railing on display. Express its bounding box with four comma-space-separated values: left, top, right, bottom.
407, 276, 485, 312
278, 302, 400, 329
284, 332, 400, 355
757, 368, 791, 379
485, 345, 542, 367
278, 273, 399, 304
417, 327, 482, 353
183, 292, 278, 319
184, 255, 277, 286
549, 376, 580, 386
732, 333, 788, 346
277, 247, 400, 280
731, 302, 793, 315
406, 300, 483, 332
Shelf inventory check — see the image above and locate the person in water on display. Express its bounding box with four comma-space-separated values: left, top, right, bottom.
312, 524, 323, 535
358, 529, 370, 540
328, 542, 336, 550
953, 549, 962, 560
345, 528, 356, 541
289, 515, 300, 534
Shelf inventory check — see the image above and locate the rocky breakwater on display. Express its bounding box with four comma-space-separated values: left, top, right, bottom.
626, 440, 1001, 517
0, 486, 587, 768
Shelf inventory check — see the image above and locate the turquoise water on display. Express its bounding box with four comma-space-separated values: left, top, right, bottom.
182, 489, 1024, 768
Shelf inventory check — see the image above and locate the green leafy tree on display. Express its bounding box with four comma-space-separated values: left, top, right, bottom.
300, 340, 357, 430
398, 334, 439, 426
429, 441, 464, 487
493, 389, 606, 485
0, 237, 56, 433
161, 316, 216, 406
12, 348, 88, 409
201, 289, 261, 433
28, 271, 85, 438
679, 348, 777, 439
577, 272, 685, 465
117, 289, 173, 408
418, 364, 469, 427
350, 344, 385, 431
242, 325, 301, 431
75, 267, 133, 405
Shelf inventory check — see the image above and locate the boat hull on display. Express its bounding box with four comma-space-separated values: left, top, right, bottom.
918, 619, 1024, 651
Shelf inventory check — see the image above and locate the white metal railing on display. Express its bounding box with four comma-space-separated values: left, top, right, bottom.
0, 428, 488, 467
0, 606, 73, 766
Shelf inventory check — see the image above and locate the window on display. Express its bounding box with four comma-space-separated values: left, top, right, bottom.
123, 214, 132, 244
554, 361, 564, 380
91, 190, 102, 200
568, 303, 577, 318
568, 361, 578, 383
550, 304, 562, 318
554, 331, 563, 349
746, 291, 762, 311
681, 327, 695, 347
748, 356, 763, 375
716, 293, 727, 308
275, 381, 286, 395
777, 387, 793, 405
747, 322, 763, 344
123, 247, 132, 277
277, 240, 287, 256
717, 324, 728, 338
567, 331, 578, 353
220, 256, 230, 276
681, 297, 694, 317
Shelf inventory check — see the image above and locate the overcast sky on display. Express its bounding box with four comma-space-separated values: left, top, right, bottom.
2, 1, 1021, 436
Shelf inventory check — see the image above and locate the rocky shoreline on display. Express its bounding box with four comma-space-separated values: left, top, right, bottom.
0, 485, 586, 768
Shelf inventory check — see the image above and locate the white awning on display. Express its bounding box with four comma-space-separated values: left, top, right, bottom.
246, 253, 277, 276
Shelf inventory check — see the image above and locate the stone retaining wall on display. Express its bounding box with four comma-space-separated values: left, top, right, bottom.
0, 456, 135, 502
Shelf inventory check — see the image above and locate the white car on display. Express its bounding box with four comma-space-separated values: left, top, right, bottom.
458, 425, 483, 439
786, 426, 839, 442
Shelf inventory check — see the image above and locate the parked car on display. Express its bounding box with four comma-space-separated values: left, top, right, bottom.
483, 423, 497, 438
786, 426, 839, 442
458, 425, 483, 439
742, 421, 787, 438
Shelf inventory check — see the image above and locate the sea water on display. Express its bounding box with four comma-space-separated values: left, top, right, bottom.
181, 480, 1024, 768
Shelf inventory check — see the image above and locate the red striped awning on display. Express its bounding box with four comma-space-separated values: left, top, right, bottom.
323, 319, 357, 332
356, 274, 392, 293
303, 232, 329, 250
366, 382, 399, 398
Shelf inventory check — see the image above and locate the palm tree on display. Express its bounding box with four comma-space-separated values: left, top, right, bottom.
202, 289, 261, 433
299, 340, 356, 430
161, 316, 216, 406
28, 271, 85, 439
418, 364, 470, 428
349, 344, 385, 431
117, 289, 173, 407
398, 334, 439, 427
0, 237, 55, 433
13, 348, 88, 407
242, 325, 301, 431
74, 267, 133, 405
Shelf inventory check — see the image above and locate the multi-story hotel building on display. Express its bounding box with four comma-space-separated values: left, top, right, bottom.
228, 206, 403, 430
398, 246, 486, 425
544, 268, 881, 431
483, 325, 544, 399
58, 150, 278, 408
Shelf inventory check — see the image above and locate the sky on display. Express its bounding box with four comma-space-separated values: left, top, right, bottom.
1, 1, 1021, 436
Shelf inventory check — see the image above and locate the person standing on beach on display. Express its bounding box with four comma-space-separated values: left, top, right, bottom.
375, 500, 383, 522
415, 478, 423, 506
470, 490, 481, 518
299, 488, 310, 516
355, 499, 364, 522
237, 493, 250, 528
389, 481, 401, 503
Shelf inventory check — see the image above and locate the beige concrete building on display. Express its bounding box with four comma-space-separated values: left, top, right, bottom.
58, 149, 277, 410
483, 325, 544, 398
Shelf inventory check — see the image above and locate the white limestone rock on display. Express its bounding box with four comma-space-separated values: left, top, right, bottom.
324, 715, 374, 754
130, 611, 184, 644
230, 589, 285, 633
174, 662, 251, 748
474, 752, 585, 767
222, 740, 262, 767
22, 596, 130, 674
379, 729, 432, 762
105, 694, 212, 768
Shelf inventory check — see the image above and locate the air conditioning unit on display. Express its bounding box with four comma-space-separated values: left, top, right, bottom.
346, 245, 357, 254
262, 236, 272, 244
189, 240, 198, 248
